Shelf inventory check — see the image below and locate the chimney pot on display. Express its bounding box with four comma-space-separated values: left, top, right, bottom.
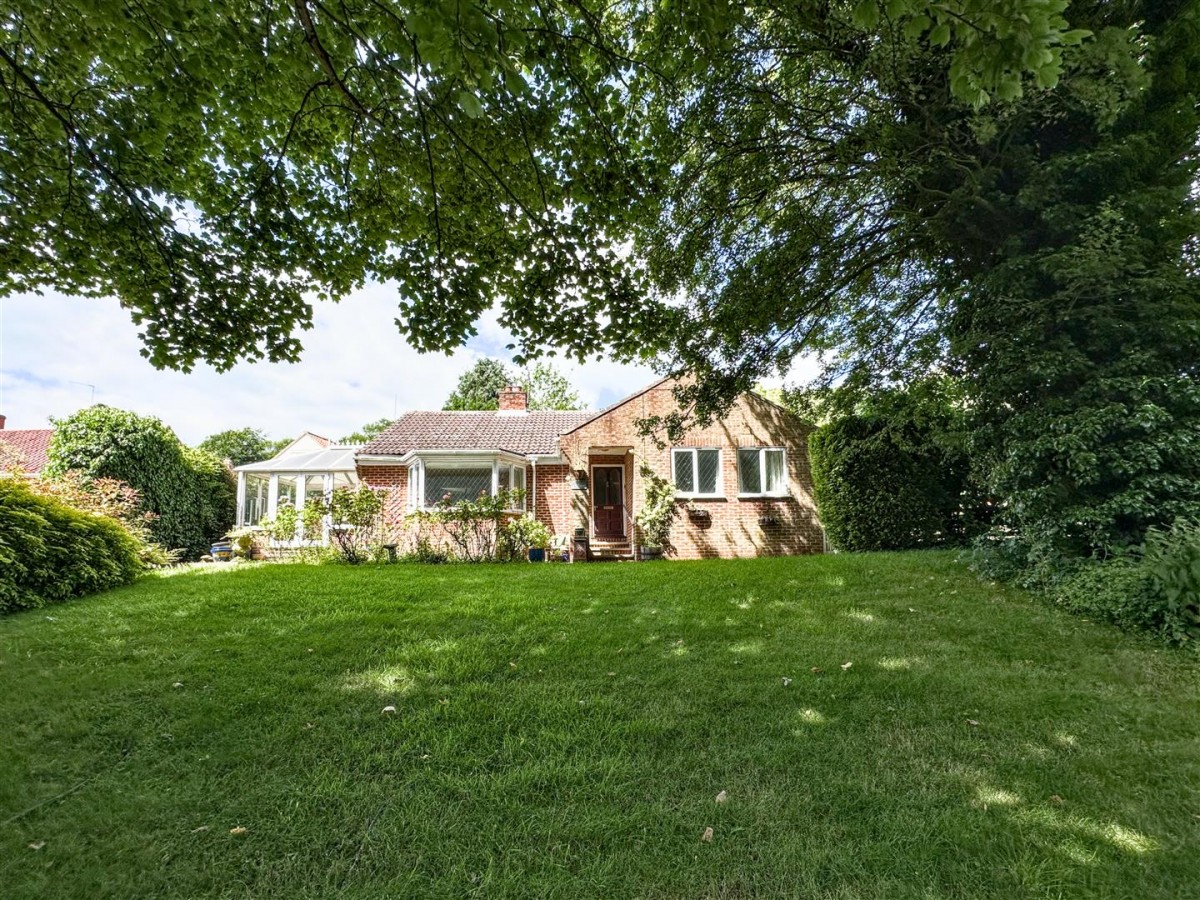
0, 414, 6, 430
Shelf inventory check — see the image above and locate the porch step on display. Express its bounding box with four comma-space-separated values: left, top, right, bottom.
589, 541, 634, 562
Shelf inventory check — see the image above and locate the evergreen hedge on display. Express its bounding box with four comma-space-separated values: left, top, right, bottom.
0, 479, 143, 613
46, 406, 235, 558
809, 412, 984, 552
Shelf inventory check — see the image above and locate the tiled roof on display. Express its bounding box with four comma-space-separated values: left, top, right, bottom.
0, 429, 53, 474
362, 410, 594, 457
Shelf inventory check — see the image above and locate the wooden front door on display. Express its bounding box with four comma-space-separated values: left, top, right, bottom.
592, 466, 625, 538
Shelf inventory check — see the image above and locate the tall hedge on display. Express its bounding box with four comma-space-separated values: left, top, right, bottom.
809, 409, 985, 552
0, 479, 142, 613
46, 406, 235, 558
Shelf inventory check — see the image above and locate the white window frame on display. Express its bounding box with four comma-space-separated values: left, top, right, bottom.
670, 447, 723, 498
496, 462, 528, 512
737, 447, 789, 497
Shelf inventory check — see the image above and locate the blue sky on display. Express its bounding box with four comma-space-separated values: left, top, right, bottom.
0, 284, 664, 445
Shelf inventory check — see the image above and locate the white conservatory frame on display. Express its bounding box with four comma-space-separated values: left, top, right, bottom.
234, 443, 360, 545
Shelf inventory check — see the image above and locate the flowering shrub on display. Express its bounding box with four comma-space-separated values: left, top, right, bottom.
634, 466, 677, 550
407, 489, 525, 562
499, 514, 551, 561
323, 485, 388, 564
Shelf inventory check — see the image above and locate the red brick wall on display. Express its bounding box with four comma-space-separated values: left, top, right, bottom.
531, 463, 574, 539
558, 380, 824, 559
498, 387, 528, 411
359, 465, 408, 535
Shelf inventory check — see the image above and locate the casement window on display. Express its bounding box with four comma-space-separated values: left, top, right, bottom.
671, 447, 722, 497
737, 447, 788, 496
497, 463, 527, 511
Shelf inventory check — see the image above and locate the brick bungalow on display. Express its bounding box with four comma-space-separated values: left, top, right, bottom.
358, 378, 824, 560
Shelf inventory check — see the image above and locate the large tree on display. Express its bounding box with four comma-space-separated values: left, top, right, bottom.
339, 417, 394, 444
518, 361, 582, 410
443, 358, 582, 410
0, 0, 1072, 371
7, 0, 1192, 563
443, 359, 511, 411
637, 1, 1200, 562
198, 427, 281, 467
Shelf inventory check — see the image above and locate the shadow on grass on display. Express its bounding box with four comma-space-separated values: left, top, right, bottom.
0, 554, 1195, 898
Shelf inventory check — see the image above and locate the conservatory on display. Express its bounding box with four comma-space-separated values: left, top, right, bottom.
233, 433, 360, 543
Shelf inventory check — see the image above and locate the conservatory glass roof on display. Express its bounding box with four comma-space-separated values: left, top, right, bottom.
234, 446, 359, 473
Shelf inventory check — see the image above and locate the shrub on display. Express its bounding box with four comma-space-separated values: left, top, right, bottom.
498, 514, 551, 561
24, 471, 176, 567
405, 535, 451, 564
1141, 521, 1200, 643
979, 520, 1200, 645
262, 503, 301, 543
323, 485, 388, 564
634, 466, 677, 550
0, 479, 142, 614
809, 405, 987, 552
408, 490, 524, 562
181, 445, 238, 551
46, 406, 235, 558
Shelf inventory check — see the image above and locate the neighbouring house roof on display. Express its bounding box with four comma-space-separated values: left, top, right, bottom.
362, 410, 595, 458
234, 445, 359, 473
274, 431, 333, 456
0, 429, 53, 474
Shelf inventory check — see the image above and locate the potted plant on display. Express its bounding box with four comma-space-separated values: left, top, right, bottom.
500, 514, 552, 562
685, 501, 711, 523
634, 466, 678, 560
524, 517, 552, 562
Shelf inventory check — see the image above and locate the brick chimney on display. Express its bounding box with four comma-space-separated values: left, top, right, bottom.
497, 384, 528, 412
0, 414, 6, 430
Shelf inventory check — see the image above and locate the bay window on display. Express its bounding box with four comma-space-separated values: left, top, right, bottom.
407, 455, 528, 511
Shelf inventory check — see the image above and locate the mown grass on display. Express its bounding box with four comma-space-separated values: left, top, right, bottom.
1, 552, 1197, 899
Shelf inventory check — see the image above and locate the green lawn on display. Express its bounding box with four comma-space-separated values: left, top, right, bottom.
1, 553, 1197, 899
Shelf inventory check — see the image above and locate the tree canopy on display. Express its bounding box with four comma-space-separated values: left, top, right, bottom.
443, 358, 582, 410
339, 418, 394, 444
1, 0, 1078, 371
198, 427, 287, 467
443, 359, 511, 411
5, 0, 1198, 564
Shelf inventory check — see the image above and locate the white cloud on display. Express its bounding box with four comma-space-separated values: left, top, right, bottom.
0, 284, 659, 444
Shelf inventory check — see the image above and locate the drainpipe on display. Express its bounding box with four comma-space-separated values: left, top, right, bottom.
528, 456, 537, 517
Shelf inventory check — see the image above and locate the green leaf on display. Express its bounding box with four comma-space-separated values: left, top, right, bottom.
929, 22, 951, 47
904, 14, 931, 40
851, 0, 879, 30
458, 91, 484, 118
